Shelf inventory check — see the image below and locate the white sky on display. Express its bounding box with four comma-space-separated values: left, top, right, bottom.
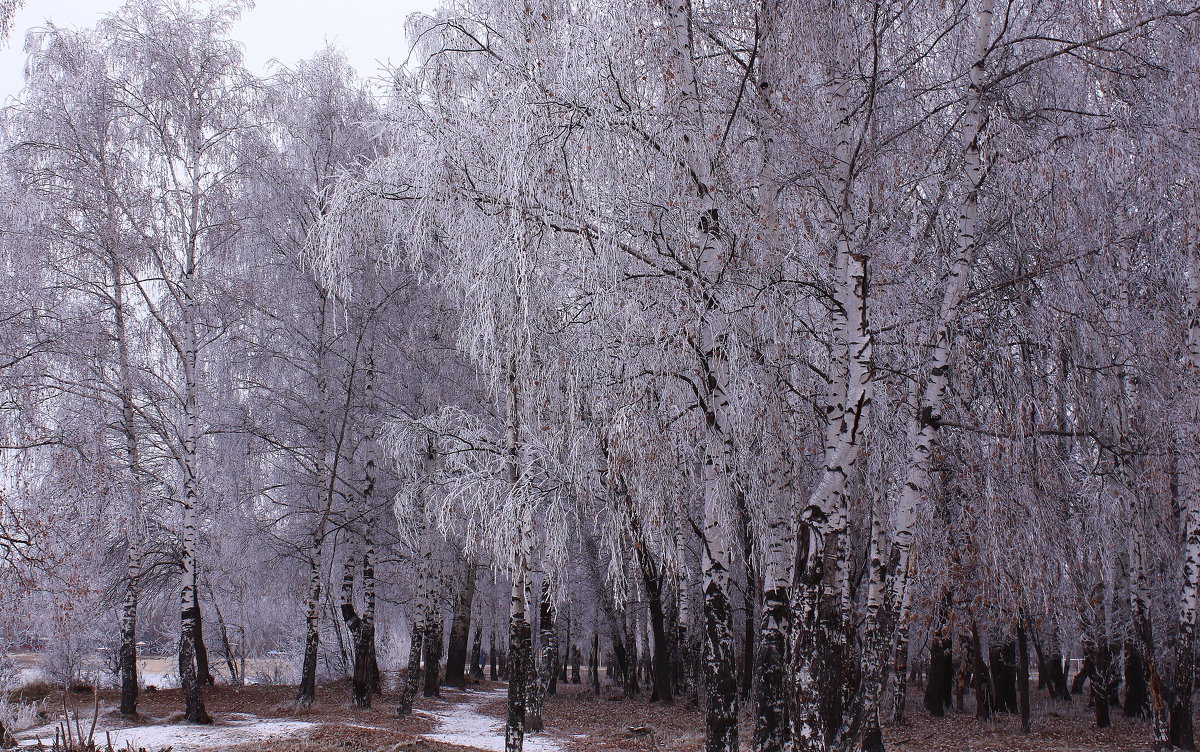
0, 0, 437, 104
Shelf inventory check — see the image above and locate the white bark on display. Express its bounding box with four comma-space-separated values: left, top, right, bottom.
887, 0, 995, 634
659, 2, 739, 749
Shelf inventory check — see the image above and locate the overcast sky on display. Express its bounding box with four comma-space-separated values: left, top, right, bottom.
0, 0, 436, 104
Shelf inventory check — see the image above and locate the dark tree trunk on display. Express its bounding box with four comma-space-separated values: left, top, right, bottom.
990, 640, 1018, 714
179, 600, 211, 724
703, 571, 739, 752
1124, 641, 1149, 717
820, 609, 850, 743
526, 580, 553, 733
591, 633, 601, 695
955, 642, 969, 712
490, 632, 499, 681
445, 560, 478, 689
971, 623, 992, 720
193, 598, 214, 687
1072, 657, 1091, 696
297, 553, 322, 708
624, 617, 640, 696
610, 627, 634, 696
471, 626, 485, 681
423, 619, 443, 698
636, 548, 674, 705
674, 582, 697, 702
341, 596, 374, 708
753, 585, 789, 752
561, 609, 571, 684
1171, 627, 1196, 750
352, 621, 375, 708
1018, 622, 1031, 733
540, 580, 559, 698
1131, 589, 1171, 750
398, 625, 424, 716
119, 570, 139, 717
1039, 649, 1071, 701
572, 644, 582, 684
339, 552, 373, 709
924, 625, 954, 717
891, 617, 913, 726
505, 610, 533, 752
213, 596, 241, 687
1091, 643, 1114, 729
741, 579, 755, 702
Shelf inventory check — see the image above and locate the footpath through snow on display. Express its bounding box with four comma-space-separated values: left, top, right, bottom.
422, 687, 563, 752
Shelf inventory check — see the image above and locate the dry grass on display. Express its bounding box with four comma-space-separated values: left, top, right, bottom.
211, 725, 481, 752
507, 683, 706, 752
888, 694, 1155, 752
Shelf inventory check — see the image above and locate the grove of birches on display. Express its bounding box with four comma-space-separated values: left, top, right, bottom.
0, 0, 1199, 750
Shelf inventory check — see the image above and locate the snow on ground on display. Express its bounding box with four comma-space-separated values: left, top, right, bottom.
423, 688, 563, 752
15, 712, 314, 751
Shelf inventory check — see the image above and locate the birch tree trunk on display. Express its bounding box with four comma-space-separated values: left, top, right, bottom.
297, 298, 335, 708
868, 1, 998, 729
640, 554, 674, 706
340, 538, 375, 709
890, 555, 918, 726
112, 257, 142, 718
399, 477, 433, 716
1172, 230, 1200, 750
398, 623, 424, 716
754, 477, 791, 751
788, 46, 875, 752
179, 263, 211, 724
836, 502, 893, 750
657, 1, 739, 747
673, 498, 695, 699
119, 538, 140, 717
526, 577, 553, 731
361, 353, 381, 697
1108, 246, 1169, 747
750, 0, 791, 729
362, 516, 381, 695
504, 357, 536, 752
297, 531, 325, 707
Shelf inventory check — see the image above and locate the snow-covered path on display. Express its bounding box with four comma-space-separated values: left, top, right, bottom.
422, 688, 563, 752
15, 713, 314, 751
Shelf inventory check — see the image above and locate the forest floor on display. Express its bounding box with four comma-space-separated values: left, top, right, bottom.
5, 680, 1166, 751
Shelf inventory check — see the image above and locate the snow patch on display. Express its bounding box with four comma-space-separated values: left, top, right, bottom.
422, 688, 562, 752
16, 715, 314, 751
